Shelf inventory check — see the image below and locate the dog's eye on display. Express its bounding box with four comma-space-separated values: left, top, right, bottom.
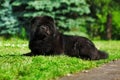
37, 25, 41, 27
40, 25, 48, 30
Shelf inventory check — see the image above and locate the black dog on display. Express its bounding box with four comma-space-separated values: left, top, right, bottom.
24, 16, 108, 60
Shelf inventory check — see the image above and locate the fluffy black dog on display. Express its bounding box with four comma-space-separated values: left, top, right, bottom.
24, 16, 108, 60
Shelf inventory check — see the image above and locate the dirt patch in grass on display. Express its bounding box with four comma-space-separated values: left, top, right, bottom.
59, 60, 120, 80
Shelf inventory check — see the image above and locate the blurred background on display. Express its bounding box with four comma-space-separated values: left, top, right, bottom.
0, 0, 120, 40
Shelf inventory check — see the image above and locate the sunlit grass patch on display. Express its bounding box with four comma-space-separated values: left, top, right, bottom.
0, 38, 120, 80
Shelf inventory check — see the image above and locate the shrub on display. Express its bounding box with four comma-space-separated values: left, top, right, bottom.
0, 0, 19, 37
12, 0, 91, 37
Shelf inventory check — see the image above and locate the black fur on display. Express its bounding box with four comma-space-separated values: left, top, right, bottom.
24, 16, 108, 60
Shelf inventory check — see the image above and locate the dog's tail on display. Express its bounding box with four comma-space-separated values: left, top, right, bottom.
97, 50, 109, 59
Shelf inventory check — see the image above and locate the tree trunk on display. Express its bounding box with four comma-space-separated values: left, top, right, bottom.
106, 13, 112, 40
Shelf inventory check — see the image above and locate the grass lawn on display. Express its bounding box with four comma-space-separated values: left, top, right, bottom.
0, 38, 120, 80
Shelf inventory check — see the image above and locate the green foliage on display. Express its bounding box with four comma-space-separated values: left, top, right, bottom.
1, 0, 120, 39
86, 0, 120, 39
19, 27, 27, 39
11, 0, 90, 37
0, 0, 19, 36
112, 11, 120, 39
0, 38, 120, 80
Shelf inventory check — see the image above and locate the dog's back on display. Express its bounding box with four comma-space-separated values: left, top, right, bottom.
62, 35, 108, 60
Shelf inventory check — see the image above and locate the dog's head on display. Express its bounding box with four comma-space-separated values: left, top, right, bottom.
30, 16, 57, 40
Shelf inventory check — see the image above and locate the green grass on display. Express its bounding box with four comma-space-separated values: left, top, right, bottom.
0, 38, 120, 80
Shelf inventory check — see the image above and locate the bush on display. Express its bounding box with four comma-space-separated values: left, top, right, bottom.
112, 11, 120, 39
0, 0, 19, 37
12, 0, 91, 37
1, 0, 120, 39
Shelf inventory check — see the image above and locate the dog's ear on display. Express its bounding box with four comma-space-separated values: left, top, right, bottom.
29, 17, 40, 40
30, 18, 36, 24
43, 16, 54, 23
30, 17, 39, 24
30, 16, 54, 24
